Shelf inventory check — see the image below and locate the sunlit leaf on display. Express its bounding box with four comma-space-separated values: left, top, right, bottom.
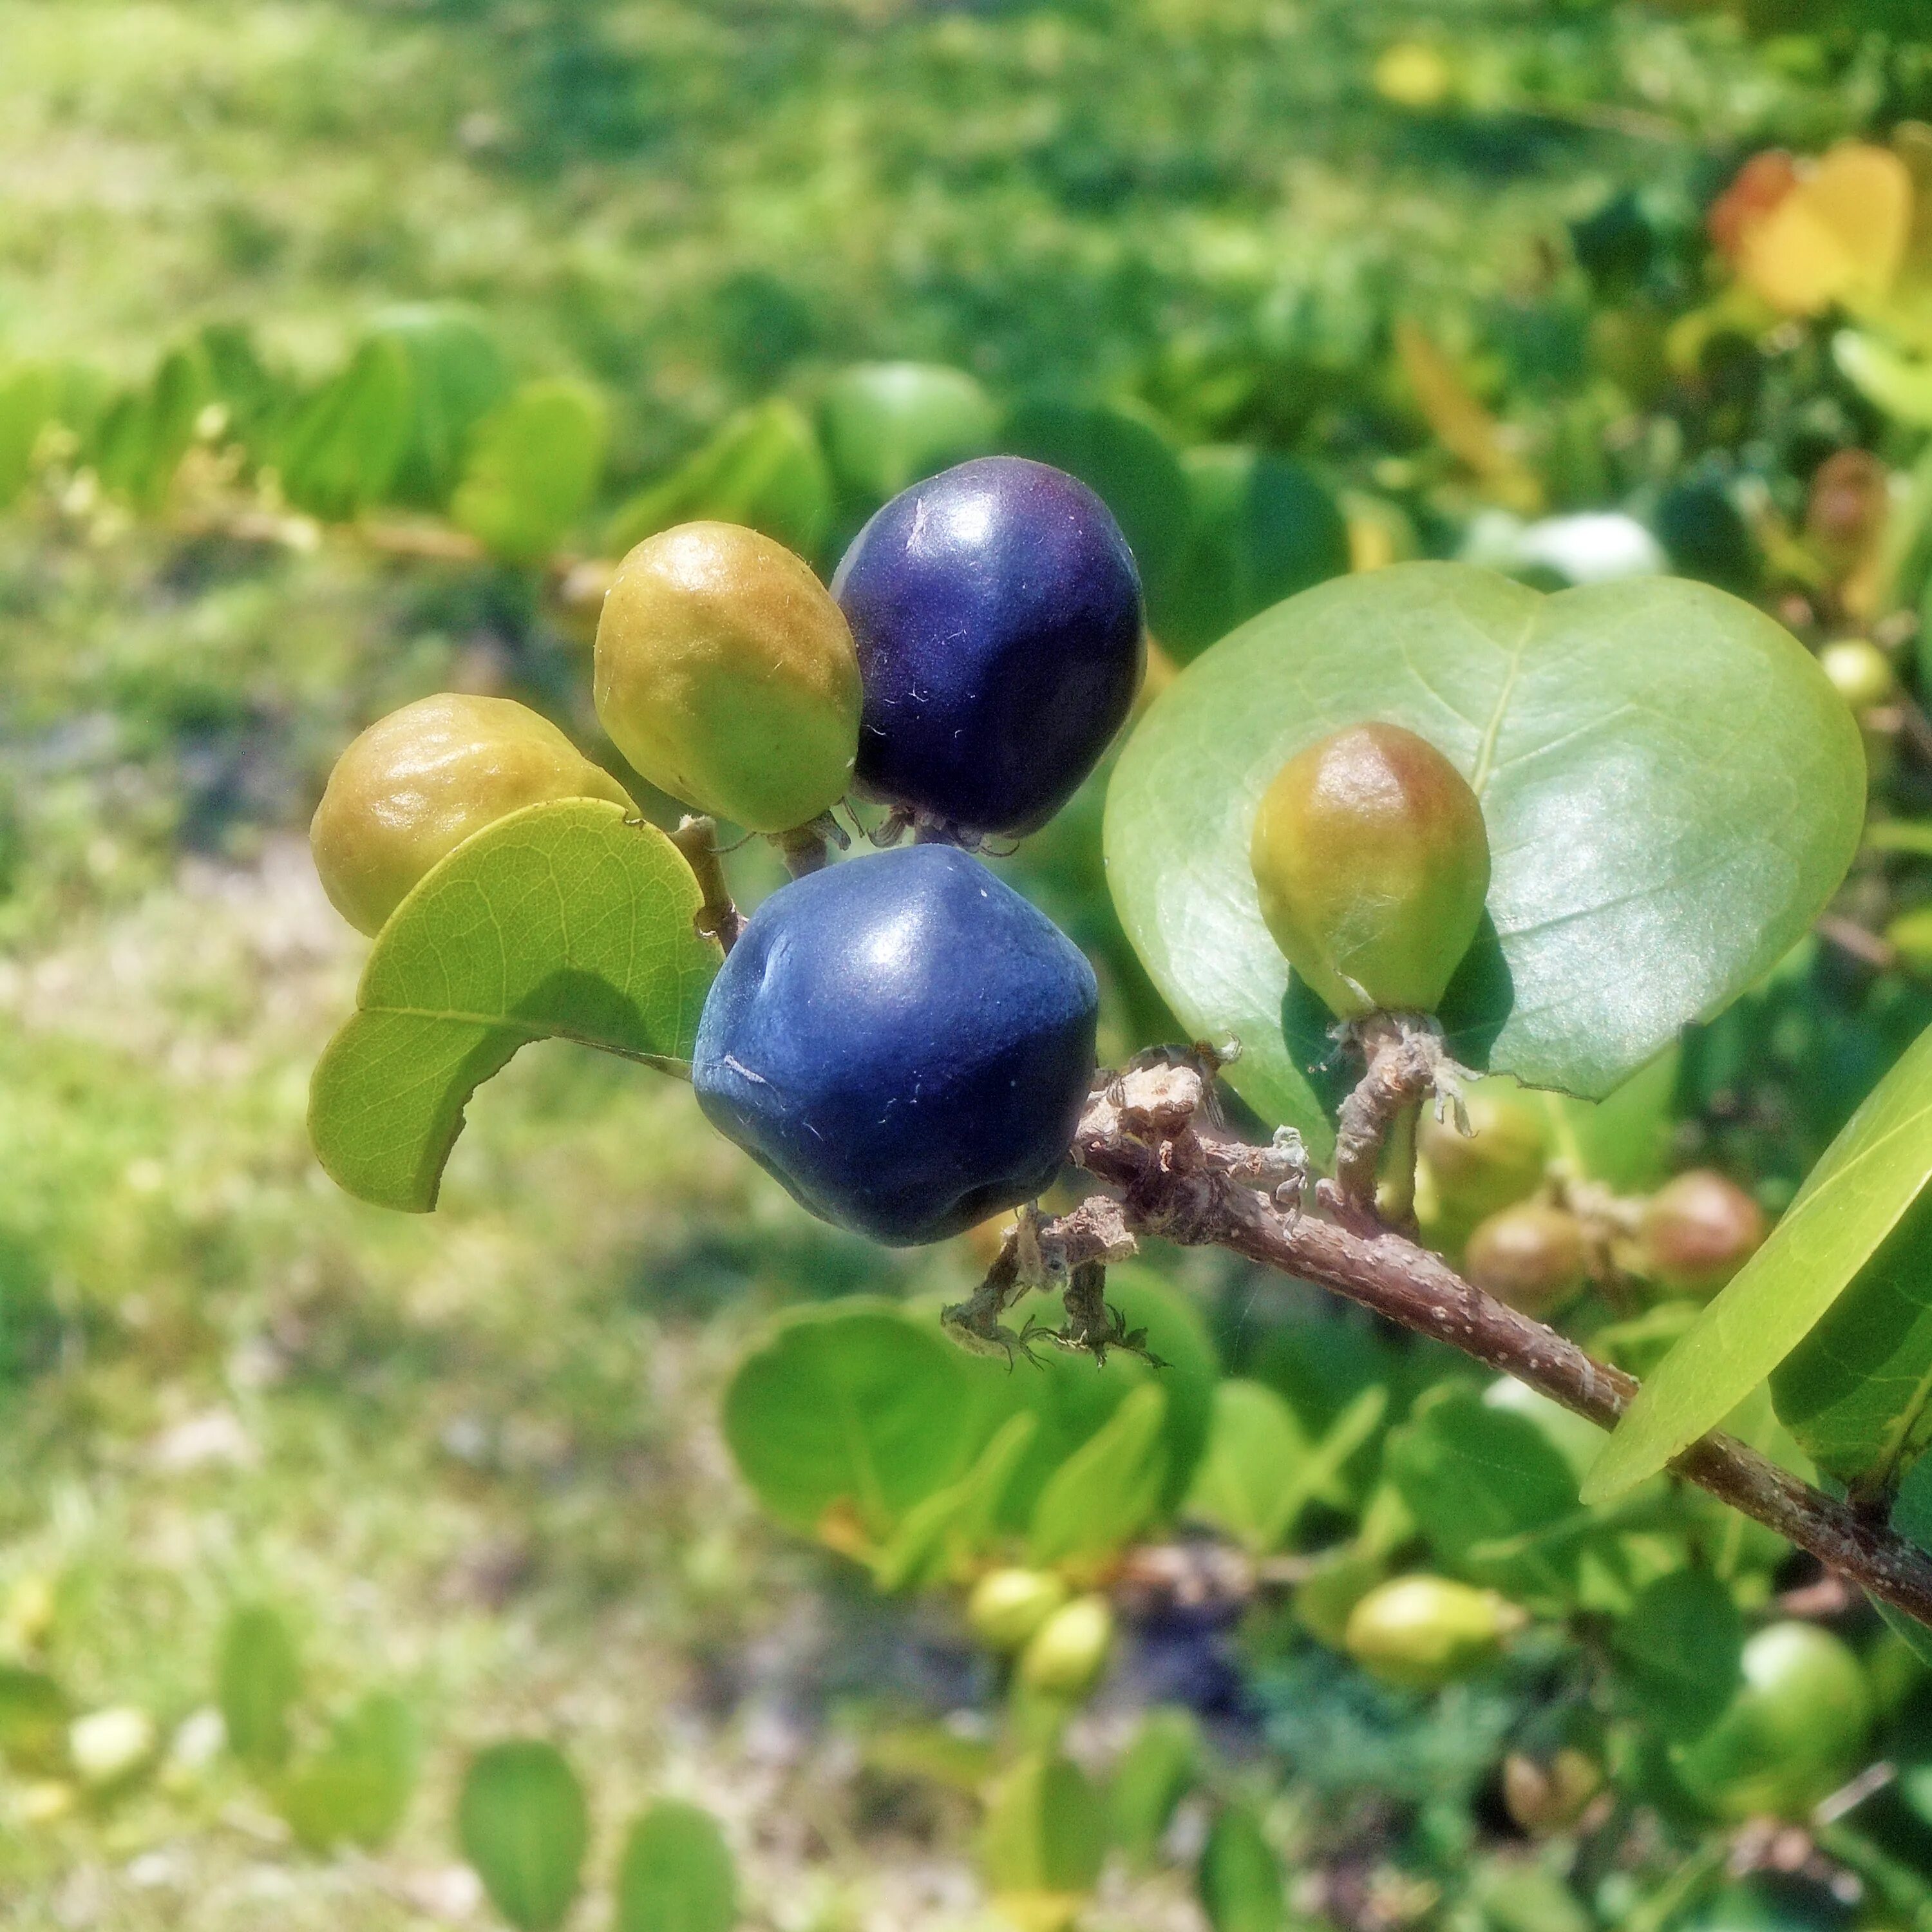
0, 364, 54, 509
1587, 1021, 1932, 1502
375, 305, 513, 508
606, 399, 831, 560
871, 1410, 1037, 1592
1186, 1379, 1311, 1555
218, 1604, 302, 1772
1110, 1708, 1199, 1868
1834, 331, 1932, 429
1198, 1804, 1284, 1932
93, 345, 206, 511
1027, 1383, 1170, 1567
278, 1693, 417, 1852
280, 336, 413, 520
308, 799, 717, 1213
723, 1300, 979, 1545
453, 380, 608, 562
614, 1799, 736, 1932
819, 362, 998, 507
980, 1751, 1106, 1932
1106, 564, 1862, 1160
459, 1740, 587, 1932
0, 1667, 72, 1775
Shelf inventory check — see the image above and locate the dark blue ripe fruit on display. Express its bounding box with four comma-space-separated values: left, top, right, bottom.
832, 455, 1144, 837
692, 844, 1099, 1245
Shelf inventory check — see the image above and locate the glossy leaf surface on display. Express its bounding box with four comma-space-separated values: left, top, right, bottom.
1106, 564, 1862, 1159
308, 800, 718, 1213
1588, 1021, 1932, 1501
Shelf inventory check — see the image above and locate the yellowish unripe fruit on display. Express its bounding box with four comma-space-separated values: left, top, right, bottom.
594, 521, 860, 832
1464, 1202, 1589, 1318
1343, 1575, 1524, 1690
969, 1569, 1070, 1654
1641, 1170, 1767, 1300
1418, 1090, 1550, 1225
1250, 724, 1491, 1020
310, 694, 634, 936
1018, 1595, 1114, 1701
1819, 638, 1897, 713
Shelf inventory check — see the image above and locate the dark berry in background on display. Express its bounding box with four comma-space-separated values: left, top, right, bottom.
832, 456, 1144, 838
692, 844, 1099, 1245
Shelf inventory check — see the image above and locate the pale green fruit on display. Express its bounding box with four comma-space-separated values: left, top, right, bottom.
1818, 638, 1897, 713
1343, 1574, 1524, 1689
1018, 1595, 1114, 1701
310, 693, 634, 936
969, 1569, 1070, 1654
594, 521, 860, 832
1249, 724, 1491, 1019
1672, 1622, 1870, 1820
1418, 1090, 1550, 1226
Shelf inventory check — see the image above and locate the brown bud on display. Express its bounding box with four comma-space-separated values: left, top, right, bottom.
1464, 1204, 1588, 1318
1805, 449, 1889, 571
1249, 724, 1490, 1021
1640, 1170, 1767, 1300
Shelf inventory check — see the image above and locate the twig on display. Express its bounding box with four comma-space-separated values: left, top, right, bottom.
1068, 1057, 1932, 1630
1332, 1012, 1470, 1209
668, 815, 744, 952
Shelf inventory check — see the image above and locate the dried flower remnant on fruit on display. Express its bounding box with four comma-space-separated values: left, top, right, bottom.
310, 693, 634, 936
1641, 1170, 1768, 1300
594, 521, 861, 833
1249, 724, 1491, 1020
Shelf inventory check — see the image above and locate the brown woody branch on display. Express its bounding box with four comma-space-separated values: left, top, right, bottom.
1070, 1057, 1932, 1630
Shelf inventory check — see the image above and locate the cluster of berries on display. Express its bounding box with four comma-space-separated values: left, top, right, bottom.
313, 457, 1145, 1245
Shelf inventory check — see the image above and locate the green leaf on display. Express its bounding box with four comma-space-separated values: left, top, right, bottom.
1773, 1187, 1932, 1491
1612, 1570, 1744, 1743
1539, 1046, 1681, 1193
1004, 397, 1192, 605
1834, 330, 1932, 428
308, 799, 718, 1213
723, 1300, 979, 1544
980, 1751, 1106, 1921
93, 345, 207, 511
605, 399, 831, 560
1385, 1387, 1580, 1600
1186, 1379, 1312, 1554
1587, 1020, 1932, 1502
277, 1692, 417, 1852
1198, 1804, 1284, 1932
1879, 1457, 1932, 1662
1160, 446, 1350, 661
1110, 1707, 1200, 1868
1028, 1382, 1170, 1567
453, 380, 609, 564
989, 1265, 1218, 1528
819, 362, 998, 506
0, 364, 54, 509
459, 1740, 588, 1932
281, 335, 413, 521
1106, 564, 1862, 1161
218, 1604, 301, 1771
871, 1410, 1038, 1593
375, 306, 513, 508
614, 1799, 736, 1932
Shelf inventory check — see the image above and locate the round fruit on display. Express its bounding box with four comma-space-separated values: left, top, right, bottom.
1250, 724, 1489, 1020
1419, 1090, 1550, 1224
1343, 1575, 1524, 1690
1642, 1171, 1768, 1299
1819, 638, 1897, 714
594, 521, 861, 833
691, 845, 1099, 1245
1671, 1622, 1871, 1820
969, 1569, 1070, 1654
831, 456, 1144, 837
1018, 1595, 1114, 1700
1464, 1204, 1589, 1318
310, 693, 634, 936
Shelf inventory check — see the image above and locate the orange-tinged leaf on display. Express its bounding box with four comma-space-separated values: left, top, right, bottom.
1804, 142, 1911, 303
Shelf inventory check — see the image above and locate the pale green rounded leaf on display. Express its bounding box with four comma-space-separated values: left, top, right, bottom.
281, 335, 413, 521
980, 1751, 1106, 1908
1198, 1804, 1283, 1932
1186, 1379, 1312, 1555
1106, 564, 1862, 1159
459, 1740, 587, 1932
308, 799, 719, 1214
819, 362, 998, 506
1589, 1021, 1932, 1502
723, 1301, 979, 1543
278, 1692, 417, 1853
453, 380, 609, 563
218, 1604, 301, 1772
615, 1799, 736, 1932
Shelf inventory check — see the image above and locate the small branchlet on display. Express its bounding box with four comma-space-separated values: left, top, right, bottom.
669, 815, 745, 952
1332, 1009, 1476, 1211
